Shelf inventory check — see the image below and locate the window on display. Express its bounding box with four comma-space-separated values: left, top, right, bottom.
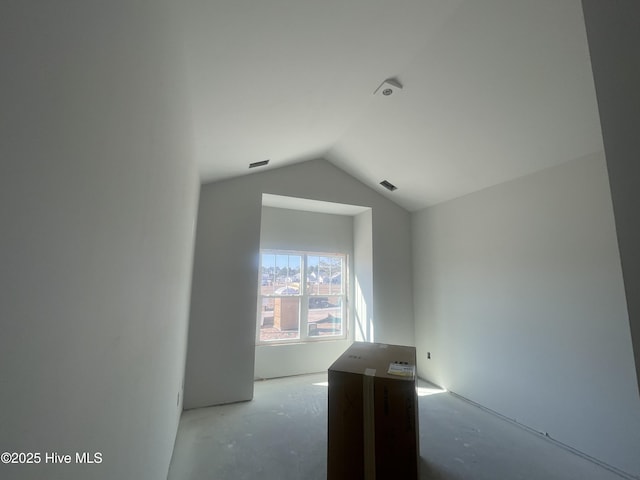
257, 250, 347, 344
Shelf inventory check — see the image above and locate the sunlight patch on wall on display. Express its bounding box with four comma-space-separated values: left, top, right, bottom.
354, 277, 374, 343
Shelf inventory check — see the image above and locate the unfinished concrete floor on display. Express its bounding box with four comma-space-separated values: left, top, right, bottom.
168, 373, 628, 480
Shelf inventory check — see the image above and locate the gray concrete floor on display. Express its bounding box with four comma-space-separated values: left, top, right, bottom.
168, 373, 627, 480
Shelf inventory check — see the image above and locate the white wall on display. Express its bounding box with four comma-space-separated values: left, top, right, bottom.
412, 154, 640, 475
259, 206, 354, 254
0, 3, 199, 480
185, 159, 412, 408
582, 0, 640, 395
354, 209, 375, 342
255, 207, 355, 379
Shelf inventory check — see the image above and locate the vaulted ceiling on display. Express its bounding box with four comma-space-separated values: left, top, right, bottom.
184, 0, 603, 211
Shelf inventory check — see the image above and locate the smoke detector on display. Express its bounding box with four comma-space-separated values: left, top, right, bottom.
374, 78, 403, 96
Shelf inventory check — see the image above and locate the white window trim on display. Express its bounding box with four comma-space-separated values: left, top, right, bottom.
256, 249, 348, 345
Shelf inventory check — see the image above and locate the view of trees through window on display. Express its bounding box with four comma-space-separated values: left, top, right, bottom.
257, 251, 346, 343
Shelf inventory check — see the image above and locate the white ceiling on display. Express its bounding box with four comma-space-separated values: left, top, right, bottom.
185, 0, 603, 211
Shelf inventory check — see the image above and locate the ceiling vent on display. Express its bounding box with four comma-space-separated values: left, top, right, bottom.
249, 159, 270, 169
380, 180, 398, 192
374, 78, 403, 96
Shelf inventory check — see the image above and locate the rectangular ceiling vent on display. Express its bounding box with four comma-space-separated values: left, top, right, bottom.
380, 180, 397, 192
249, 159, 270, 169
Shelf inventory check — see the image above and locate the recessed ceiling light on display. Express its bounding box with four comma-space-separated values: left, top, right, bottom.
380, 180, 397, 192
249, 159, 270, 169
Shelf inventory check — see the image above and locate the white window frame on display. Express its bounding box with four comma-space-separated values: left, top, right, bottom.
256, 249, 348, 345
